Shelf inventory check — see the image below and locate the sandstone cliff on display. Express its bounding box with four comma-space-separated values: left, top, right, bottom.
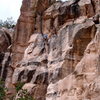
0, 0, 100, 100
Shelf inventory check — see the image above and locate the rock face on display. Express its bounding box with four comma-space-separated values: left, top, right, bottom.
12, 0, 56, 68
0, 0, 100, 100
46, 25, 100, 100
0, 28, 12, 77
0, 28, 11, 52
0, 28, 15, 98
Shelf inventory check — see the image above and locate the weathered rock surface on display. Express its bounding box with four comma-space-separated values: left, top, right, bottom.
0, 28, 12, 52
0, 0, 100, 100
0, 28, 12, 78
46, 25, 100, 100
12, 18, 97, 100
0, 27, 14, 99
12, 0, 56, 68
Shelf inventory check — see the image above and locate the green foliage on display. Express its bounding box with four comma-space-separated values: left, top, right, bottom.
0, 17, 16, 29
15, 82, 35, 100
0, 80, 35, 100
17, 89, 34, 100
15, 82, 25, 93
0, 79, 6, 100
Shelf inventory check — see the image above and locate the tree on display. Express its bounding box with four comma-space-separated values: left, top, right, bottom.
0, 20, 3, 27
0, 17, 16, 29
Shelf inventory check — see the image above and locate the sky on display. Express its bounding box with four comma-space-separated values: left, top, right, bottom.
0, 0, 66, 22
0, 0, 22, 22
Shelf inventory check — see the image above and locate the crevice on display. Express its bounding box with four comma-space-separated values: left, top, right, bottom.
91, 0, 96, 14
5, 32, 12, 45
27, 70, 36, 82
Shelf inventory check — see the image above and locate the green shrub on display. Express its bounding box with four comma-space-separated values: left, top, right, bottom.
15, 82, 35, 100
17, 89, 34, 100
0, 79, 6, 100
0, 81, 35, 100
15, 82, 25, 93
